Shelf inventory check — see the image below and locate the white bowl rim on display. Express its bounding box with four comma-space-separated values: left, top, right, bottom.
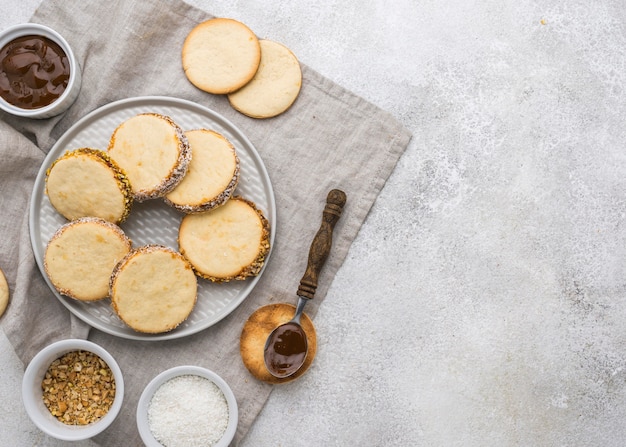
22, 338, 124, 441
0, 23, 80, 118
136, 365, 239, 447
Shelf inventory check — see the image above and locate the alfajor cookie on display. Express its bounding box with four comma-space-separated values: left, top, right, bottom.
182, 18, 261, 94
164, 129, 240, 213
110, 245, 197, 334
44, 217, 132, 302
178, 196, 271, 282
107, 113, 191, 202
228, 39, 302, 118
46, 148, 133, 224
0, 267, 8, 318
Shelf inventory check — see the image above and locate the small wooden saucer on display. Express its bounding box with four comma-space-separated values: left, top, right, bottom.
240, 303, 316, 384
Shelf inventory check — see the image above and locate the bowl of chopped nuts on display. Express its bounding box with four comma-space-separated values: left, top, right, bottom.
21, 339, 124, 441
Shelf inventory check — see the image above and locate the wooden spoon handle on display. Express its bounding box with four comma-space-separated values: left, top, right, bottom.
297, 189, 347, 300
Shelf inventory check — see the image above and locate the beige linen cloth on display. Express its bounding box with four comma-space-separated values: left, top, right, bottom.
0, 0, 411, 444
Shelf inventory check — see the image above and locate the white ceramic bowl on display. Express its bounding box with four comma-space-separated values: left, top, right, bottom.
22, 339, 124, 441
0, 23, 81, 118
137, 365, 238, 447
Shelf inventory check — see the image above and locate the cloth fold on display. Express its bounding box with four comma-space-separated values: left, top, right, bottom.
0, 0, 411, 444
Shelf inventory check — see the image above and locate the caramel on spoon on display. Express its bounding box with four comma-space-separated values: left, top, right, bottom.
264, 189, 346, 378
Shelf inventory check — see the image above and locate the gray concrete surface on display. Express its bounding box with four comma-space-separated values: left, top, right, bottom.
3, 0, 626, 445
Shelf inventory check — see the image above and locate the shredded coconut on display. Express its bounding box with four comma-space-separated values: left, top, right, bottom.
148, 374, 229, 447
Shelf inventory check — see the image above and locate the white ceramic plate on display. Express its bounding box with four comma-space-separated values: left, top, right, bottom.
29, 96, 276, 341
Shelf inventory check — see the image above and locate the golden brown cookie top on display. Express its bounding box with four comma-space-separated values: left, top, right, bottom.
110, 245, 197, 334
45, 148, 133, 224
0, 267, 9, 318
44, 217, 132, 302
182, 18, 261, 94
178, 196, 271, 282
164, 129, 240, 213
107, 113, 190, 202
228, 39, 302, 119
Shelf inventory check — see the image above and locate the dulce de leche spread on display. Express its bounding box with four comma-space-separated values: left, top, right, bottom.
0, 35, 70, 109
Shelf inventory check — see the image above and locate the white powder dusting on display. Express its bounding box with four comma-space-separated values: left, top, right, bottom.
148, 374, 229, 447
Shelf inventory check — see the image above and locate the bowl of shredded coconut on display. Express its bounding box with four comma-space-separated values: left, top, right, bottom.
136, 365, 238, 447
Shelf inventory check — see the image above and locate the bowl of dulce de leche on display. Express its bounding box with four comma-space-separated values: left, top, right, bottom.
0, 23, 81, 119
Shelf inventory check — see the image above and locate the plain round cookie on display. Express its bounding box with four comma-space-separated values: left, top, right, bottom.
0, 267, 8, 318
110, 245, 197, 334
107, 113, 190, 202
178, 196, 271, 282
46, 148, 133, 224
182, 18, 261, 94
44, 218, 132, 301
228, 39, 302, 118
164, 129, 240, 213
240, 303, 316, 384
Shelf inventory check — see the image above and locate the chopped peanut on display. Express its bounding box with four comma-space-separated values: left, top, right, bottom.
41, 350, 116, 425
